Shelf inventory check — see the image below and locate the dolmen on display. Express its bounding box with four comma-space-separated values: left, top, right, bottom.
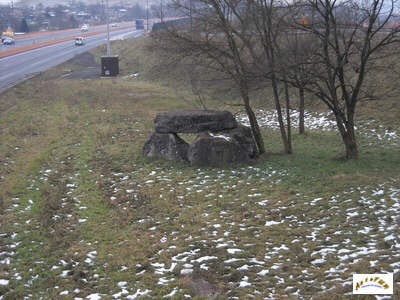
143, 110, 258, 166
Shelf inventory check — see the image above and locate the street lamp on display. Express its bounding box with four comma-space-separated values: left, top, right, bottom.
160, 0, 163, 22
106, 0, 110, 56
146, 0, 149, 31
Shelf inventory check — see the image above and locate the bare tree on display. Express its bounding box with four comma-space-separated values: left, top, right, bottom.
150, 0, 266, 154
252, 0, 296, 153
293, 0, 400, 159
150, 0, 400, 159
214, 0, 295, 154
279, 31, 318, 134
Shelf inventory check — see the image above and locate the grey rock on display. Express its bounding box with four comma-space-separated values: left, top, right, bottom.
154, 110, 237, 133
143, 132, 189, 161
188, 133, 249, 166
212, 125, 258, 158
187, 274, 220, 298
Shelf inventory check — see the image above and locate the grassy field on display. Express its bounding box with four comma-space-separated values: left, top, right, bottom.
0, 37, 399, 300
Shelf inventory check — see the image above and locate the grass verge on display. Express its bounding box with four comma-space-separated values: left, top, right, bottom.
0, 37, 399, 300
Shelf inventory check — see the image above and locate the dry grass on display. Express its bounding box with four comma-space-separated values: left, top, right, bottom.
0, 37, 399, 299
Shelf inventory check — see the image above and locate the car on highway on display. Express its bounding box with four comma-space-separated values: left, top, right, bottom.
75, 37, 85, 46
1, 28, 14, 41
81, 24, 89, 32
2, 37, 15, 45
111, 23, 119, 27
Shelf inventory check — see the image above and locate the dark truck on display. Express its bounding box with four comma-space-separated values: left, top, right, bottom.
135, 19, 144, 30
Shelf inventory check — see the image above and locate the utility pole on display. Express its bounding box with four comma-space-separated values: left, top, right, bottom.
160, 0, 163, 22
10, 0, 14, 29
101, 0, 105, 24
189, 0, 192, 31
146, 0, 149, 31
106, 0, 110, 56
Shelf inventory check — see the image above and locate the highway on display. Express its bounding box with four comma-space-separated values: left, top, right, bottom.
0, 26, 143, 92
0, 23, 135, 51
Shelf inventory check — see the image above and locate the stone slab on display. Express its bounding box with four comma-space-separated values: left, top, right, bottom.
154, 110, 237, 133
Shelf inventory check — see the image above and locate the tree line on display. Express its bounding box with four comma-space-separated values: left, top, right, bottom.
0, 2, 157, 33
150, 0, 400, 159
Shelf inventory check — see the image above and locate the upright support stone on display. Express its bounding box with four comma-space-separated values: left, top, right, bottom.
212, 125, 258, 158
188, 133, 248, 166
143, 132, 189, 161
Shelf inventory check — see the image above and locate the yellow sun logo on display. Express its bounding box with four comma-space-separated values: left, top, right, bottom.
355, 276, 390, 291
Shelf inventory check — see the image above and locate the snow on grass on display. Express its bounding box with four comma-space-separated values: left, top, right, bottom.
163, 287, 179, 298
97, 163, 399, 297
238, 109, 399, 145
265, 220, 282, 226
126, 289, 151, 299
227, 249, 243, 254
86, 294, 104, 300
152, 262, 177, 274
2, 136, 399, 300
180, 268, 193, 275
192, 256, 218, 263
158, 277, 175, 285
237, 110, 337, 131
0, 279, 9, 286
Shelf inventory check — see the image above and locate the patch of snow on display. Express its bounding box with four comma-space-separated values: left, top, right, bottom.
238, 276, 251, 288
265, 220, 282, 226
181, 268, 193, 275
192, 256, 218, 263
0, 279, 9, 286
225, 258, 245, 263
86, 294, 103, 300
227, 249, 242, 254
384, 234, 395, 241
311, 258, 326, 265
209, 133, 231, 141
257, 270, 269, 276
163, 287, 178, 298
126, 289, 151, 299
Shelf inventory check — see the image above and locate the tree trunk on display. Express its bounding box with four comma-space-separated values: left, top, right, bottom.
343, 132, 358, 159
334, 113, 359, 159
271, 76, 290, 154
240, 86, 265, 155
284, 81, 293, 154
298, 87, 305, 135
245, 103, 265, 155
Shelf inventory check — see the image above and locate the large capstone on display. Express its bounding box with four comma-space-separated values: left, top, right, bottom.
188, 133, 249, 166
212, 125, 258, 159
154, 110, 238, 133
143, 132, 189, 161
